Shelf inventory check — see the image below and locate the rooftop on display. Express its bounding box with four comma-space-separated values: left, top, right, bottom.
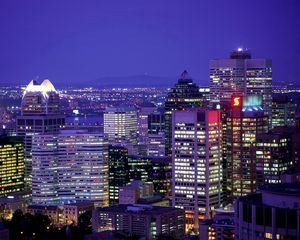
260, 182, 300, 196
95, 204, 183, 215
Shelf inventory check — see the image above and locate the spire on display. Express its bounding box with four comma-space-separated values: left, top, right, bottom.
178, 70, 192, 84
180, 70, 190, 80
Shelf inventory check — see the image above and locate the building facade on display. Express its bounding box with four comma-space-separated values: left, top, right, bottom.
256, 129, 293, 186
0, 136, 24, 196
271, 94, 297, 129
172, 109, 222, 232
235, 183, 300, 240
92, 204, 185, 240
108, 145, 129, 205
104, 107, 138, 154
226, 96, 268, 201
210, 49, 272, 120
32, 130, 108, 207
16, 80, 65, 189
164, 70, 204, 156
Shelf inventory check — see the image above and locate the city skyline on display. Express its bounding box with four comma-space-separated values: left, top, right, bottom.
1, 1, 300, 87
1, 2, 300, 240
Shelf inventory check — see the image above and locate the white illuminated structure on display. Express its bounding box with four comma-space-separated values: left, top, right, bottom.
32, 130, 109, 207
209, 49, 272, 119
17, 80, 65, 189
172, 109, 222, 233
21, 79, 60, 115
104, 107, 138, 154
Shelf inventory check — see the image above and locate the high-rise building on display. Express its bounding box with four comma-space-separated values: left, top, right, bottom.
0, 136, 24, 196
256, 128, 293, 186
127, 155, 172, 199
151, 157, 172, 199
128, 155, 152, 183
108, 145, 129, 205
271, 94, 297, 129
164, 71, 204, 155
226, 96, 268, 201
119, 180, 154, 204
172, 109, 222, 232
104, 107, 137, 154
148, 110, 165, 156
235, 183, 300, 240
16, 80, 65, 188
210, 49, 272, 120
32, 129, 108, 207
137, 103, 156, 145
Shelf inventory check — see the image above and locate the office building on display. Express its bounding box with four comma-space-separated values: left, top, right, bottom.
147, 110, 165, 156
108, 145, 129, 205
16, 80, 65, 188
137, 103, 156, 145
0, 136, 24, 196
172, 109, 222, 232
104, 107, 138, 154
256, 129, 293, 186
210, 49, 272, 120
292, 133, 300, 169
92, 204, 185, 240
0, 191, 31, 220
226, 96, 268, 201
235, 183, 300, 240
128, 155, 152, 183
63, 201, 94, 225
151, 157, 172, 199
32, 130, 108, 207
27, 204, 62, 225
128, 155, 172, 198
147, 132, 165, 157
199, 206, 234, 240
271, 94, 297, 128
164, 70, 204, 155
119, 180, 154, 204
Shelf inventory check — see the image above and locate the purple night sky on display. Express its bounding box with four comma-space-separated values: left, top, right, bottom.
0, 0, 300, 86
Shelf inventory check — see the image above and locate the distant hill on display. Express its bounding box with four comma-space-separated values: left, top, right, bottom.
1, 75, 205, 88
85, 75, 178, 88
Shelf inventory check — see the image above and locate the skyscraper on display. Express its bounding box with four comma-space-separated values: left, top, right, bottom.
137, 103, 156, 145
256, 128, 293, 185
271, 94, 297, 129
0, 136, 24, 196
32, 129, 108, 207
16, 80, 65, 188
108, 145, 129, 205
226, 95, 268, 201
172, 109, 222, 233
148, 110, 165, 156
104, 107, 138, 154
210, 49, 272, 119
164, 71, 204, 155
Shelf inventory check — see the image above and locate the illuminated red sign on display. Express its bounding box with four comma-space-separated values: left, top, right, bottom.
231, 96, 243, 107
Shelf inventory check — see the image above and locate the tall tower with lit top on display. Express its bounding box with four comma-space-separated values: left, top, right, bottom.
17, 80, 65, 189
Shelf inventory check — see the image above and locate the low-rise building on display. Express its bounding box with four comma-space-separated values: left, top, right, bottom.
119, 180, 154, 204
235, 183, 300, 240
63, 201, 94, 225
92, 204, 185, 240
27, 205, 63, 225
199, 206, 234, 240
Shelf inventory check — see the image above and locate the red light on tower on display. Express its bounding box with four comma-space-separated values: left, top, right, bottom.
231, 96, 243, 108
